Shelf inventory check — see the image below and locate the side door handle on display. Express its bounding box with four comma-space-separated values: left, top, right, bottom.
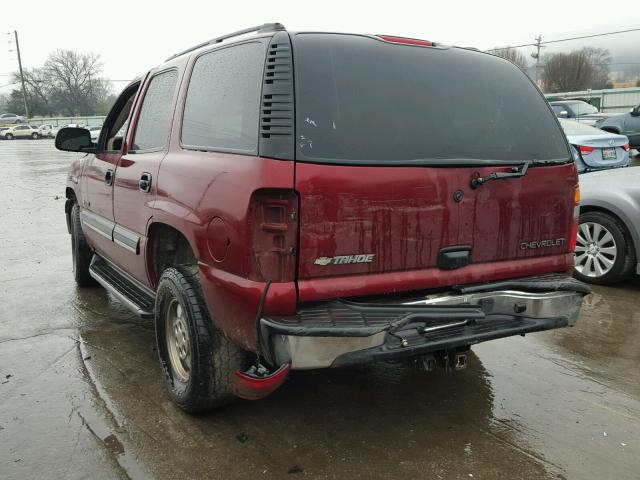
105, 169, 114, 186
139, 172, 152, 193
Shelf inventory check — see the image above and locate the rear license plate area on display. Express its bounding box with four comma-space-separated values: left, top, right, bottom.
602, 148, 617, 160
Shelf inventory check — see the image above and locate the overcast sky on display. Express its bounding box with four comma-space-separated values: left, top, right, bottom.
1, 0, 640, 96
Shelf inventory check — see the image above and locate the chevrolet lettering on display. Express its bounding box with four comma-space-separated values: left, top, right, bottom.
520, 238, 566, 250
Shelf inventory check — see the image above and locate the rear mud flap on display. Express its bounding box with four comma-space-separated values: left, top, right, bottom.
233, 363, 291, 400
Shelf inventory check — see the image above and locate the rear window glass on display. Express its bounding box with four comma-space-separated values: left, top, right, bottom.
294, 34, 569, 164
182, 42, 264, 153
559, 119, 605, 136
567, 102, 598, 116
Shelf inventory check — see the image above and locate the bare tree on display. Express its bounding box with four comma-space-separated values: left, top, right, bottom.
542, 47, 613, 93
11, 68, 52, 116
5, 50, 113, 117
542, 50, 594, 93
492, 47, 528, 71
44, 50, 108, 115
582, 47, 612, 89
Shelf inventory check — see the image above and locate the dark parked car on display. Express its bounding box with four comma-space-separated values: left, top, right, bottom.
549, 100, 619, 126
56, 23, 589, 412
596, 104, 640, 150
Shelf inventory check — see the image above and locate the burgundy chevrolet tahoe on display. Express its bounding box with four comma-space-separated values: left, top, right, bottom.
57, 24, 589, 412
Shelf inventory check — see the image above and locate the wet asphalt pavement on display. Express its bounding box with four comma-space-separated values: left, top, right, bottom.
1, 140, 640, 480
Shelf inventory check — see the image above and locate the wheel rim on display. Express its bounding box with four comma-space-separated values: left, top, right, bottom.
574, 221, 617, 278
165, 299, 191, 382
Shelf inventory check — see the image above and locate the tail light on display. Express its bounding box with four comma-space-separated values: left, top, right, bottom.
248, 189, 298, 282
623, 143, 630, 152
569, 186, 580, 252
376, 35, 433, 47
579, 145, 594, 155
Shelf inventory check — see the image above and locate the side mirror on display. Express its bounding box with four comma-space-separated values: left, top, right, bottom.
55, 127, 95, 152
630, 106, 640, 117
558, 110, 569, 118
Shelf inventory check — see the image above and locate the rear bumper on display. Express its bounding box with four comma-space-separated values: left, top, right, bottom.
260, 275, 590, 369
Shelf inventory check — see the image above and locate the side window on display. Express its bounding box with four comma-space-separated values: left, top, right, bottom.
131, 70, 179, 152
101, 82, 140, 152
182, 42, 264, 153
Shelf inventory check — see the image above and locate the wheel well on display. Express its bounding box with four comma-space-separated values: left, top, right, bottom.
580, 205, 637, 252
148, 223, 197, 286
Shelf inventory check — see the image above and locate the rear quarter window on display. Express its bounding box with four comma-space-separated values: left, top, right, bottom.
181, 41, 265, 154
293, 34, 570, 164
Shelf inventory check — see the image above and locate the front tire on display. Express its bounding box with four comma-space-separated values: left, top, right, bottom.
70, 204, 98, 287
155, 266, 248, 413
574, 211, 635, 285
31, 132, 39, 139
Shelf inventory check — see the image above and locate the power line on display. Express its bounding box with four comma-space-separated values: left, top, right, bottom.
487, 27, 640, 51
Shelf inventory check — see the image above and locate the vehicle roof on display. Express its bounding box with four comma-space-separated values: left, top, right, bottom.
550, 100, 589, 105
150, 27, 487, 78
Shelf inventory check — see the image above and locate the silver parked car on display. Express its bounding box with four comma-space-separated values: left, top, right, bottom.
575, 167, 640, 284
560, 119, 630, 173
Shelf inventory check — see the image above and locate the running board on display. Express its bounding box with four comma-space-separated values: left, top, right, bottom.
89, 255, 155, 318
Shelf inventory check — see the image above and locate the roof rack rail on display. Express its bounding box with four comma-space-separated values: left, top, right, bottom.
165, 23, 286, 61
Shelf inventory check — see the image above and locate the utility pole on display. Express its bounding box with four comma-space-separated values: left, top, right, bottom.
14, 30, 29, 119
530, 35, 545, 84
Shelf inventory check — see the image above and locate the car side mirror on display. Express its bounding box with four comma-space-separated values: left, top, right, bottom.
55, 127, 95, 153
631, 106, 640, 117
558, 110, 569, 118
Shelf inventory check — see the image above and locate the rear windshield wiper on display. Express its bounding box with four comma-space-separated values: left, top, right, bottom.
470, 161, 530, 189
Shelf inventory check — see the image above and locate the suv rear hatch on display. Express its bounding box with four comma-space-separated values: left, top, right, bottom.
291, 34, 575, 290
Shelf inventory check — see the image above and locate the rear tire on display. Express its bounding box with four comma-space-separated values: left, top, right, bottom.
5, 133, 13, 140
70, 204, 98, 287
31, 132, 39, 139
573, 211, 635, 285
155, 266, 248, 413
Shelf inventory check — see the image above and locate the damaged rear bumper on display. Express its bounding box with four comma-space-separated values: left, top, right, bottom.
260, 275, 590, 369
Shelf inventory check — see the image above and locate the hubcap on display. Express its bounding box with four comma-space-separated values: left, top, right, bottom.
165, 299, 191, 382
574, 221, 617, 278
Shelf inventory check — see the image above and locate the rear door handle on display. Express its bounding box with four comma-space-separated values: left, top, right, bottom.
105, 169, 114, 186
139, 172, 152, 193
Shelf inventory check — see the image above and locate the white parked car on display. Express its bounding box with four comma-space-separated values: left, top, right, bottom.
38, 124, 57, 138
86, 125, 102, 141
2, 124, 41, 140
